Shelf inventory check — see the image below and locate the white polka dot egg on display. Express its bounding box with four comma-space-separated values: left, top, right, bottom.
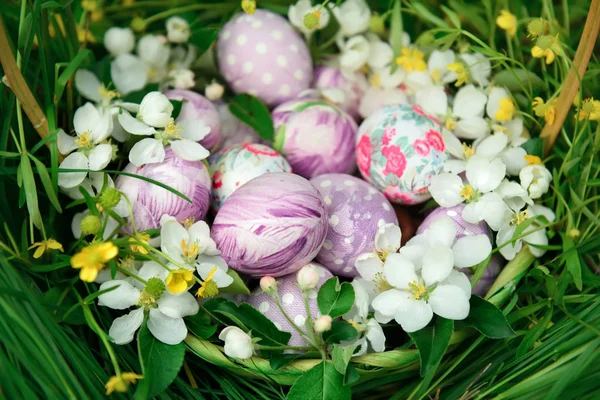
247, 264, 333, 347
217, 10, 313, 107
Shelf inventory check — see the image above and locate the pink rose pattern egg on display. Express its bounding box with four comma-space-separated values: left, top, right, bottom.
417, 204, 504, 295
210, 143, 292, 210
313, 65, 368, 121
164, 89, 222, 150
272, 99, 358, 179
356, 104, 447, 205
247, 263, 333, 347
217, 10, 313, 107
310, 174, 398, 277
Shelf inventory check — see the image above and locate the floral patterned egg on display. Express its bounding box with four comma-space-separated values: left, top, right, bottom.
209, 143, 292, 210
217, 10, 313, 107
313, 65, 368, 121
164, 89, 222, 150
247, 263, 333, 347
212, 173, 328, 277
272, 99, 358, 179
417, 204, 503, 295
310, 174, 398, 277
356, 104, 447, 205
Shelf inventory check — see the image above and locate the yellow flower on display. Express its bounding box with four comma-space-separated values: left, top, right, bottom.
196, 266, 219, 298
532, 97, 557, 125
577, 98, 600, 121
28, 239, 64, 259
129, 232, 151, 254
395, 48, 427, 72
77, 26, 96, 43
166, 268, 194, 294
531, 35, 561, 64
447, 62, 468, 87
524, 155, 543, 165
495, 97, 515, 121
241, 0, 256, 14
71, 242, 119, 282
105, 372, 143, 395
496, 10, 517, 38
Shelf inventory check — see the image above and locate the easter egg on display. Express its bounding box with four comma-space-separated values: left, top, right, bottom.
313, 65, 368, 121
248, 263, 333, 347
310, 174, 398, 277
212, 173, 328, 277
217, 10, 313, 107
115, 148, 211, 231
215, 102, 262, 150
356, 104, 447, 205
164, 89, 222, 150
417, 204, 504, 295
272, 99, 358, 179
209, 143, 292, 210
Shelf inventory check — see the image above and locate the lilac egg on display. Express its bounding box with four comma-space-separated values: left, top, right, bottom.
164, 89, 222, 150
212, 172, 328, 277
356, 104, 446, 205
313, 66, 368, 121
417, 204, 504, 295
115, 148, 211, 231
215, 102, 262, 150
210, 143, 292, 210
310, 174, 398, 277
247, 263, 332, 347
217, 10, 313, 107
272, 99, 358, 179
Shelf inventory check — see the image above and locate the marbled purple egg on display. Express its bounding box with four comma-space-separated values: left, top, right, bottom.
212, 172, 328, 277
115, 148, 211, 231
272, 99, 357, 179
215, 102, 262, 150
248, 263, 332, 347
310, 174, 398, 277
417, 204, 504, 295
313, 66, 368, 121
164, 89, 222, 150
217, 10, 313, 107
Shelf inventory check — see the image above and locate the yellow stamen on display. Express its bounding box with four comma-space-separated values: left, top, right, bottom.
577, 98, 600, 121
369, 73, 381, 88
447, 62, 468, 87
196, 266, 220, 298
347, 319, 363, 332
166, 268, 194, 294
511, 210, 530, 225
180, 239, 200, 261
407, 280, 427, 300
105, 372, 143, 395
431, 69, 442, 84
462, 143, 475, 159
460, 184, 475, 201
129, 232, 151, 255
395, 48, 427, 72
183, 217, 196, 229
75, 131, 92, 148
98, 86, 120, 102
28, 238, 64, 259
373, 271, 392, 293
445, 118, 457, 131
164, 119, 183, 138
71, 242, 119, 282
495, 97, 515, 121
524, 155, 543, 165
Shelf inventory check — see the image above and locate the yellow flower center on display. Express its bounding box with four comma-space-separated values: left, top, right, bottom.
164, 119, 183, 138
75, 131, 93, 149
395, 48, 427, 72
511, 210, 530, 225
431, 69, 442, 84
524, 155, 543, 165
347, 319, 364, 333
462, 143, 475, 159
578, 98, 600, 121
98, 86, 120, 103
166, 268, 195, 294
445, 118, 457, 131
447, 62, 468, 87
369, 73, 381, 88
129, 232, 151, 254
181, 239, 200, 262
196, 266, 220, 298
105, 372, 143, 395
407, 280, 428, 300
495, 97, 515, 121
71, 242, 119, 282
183, 217, 196, 229
460, 184, 476, 201
373, 271, 392, 293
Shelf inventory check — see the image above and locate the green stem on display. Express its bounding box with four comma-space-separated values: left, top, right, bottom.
486, 247, 536, 305
81, 301, 122, 376
273, 293, 320, 351
142, 3, 235, 26
302, 291, 326, 359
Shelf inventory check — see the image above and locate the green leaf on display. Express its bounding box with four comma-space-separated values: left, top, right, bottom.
516, 305, 553, 358
19, 154, 43, 229
0, 151, 20, 158
464, 296, 516, 339
55, 49, 93, 102
272, 125, 285, 153
229, 94, 275, 142
219, 269, 251, 295
560, 233, 583, 291
134, 323, 186, 399
441, 5, 461, 28
269, 353, 304, 370
317, 277, 355, 318
170, 100, 183, 120
332, 343, 358, 375
521, 138, 544, 158
28, 154, 62, 212
389, 0, 402, 73
188, 27, 219, 55
185, 310, 218, 339
408, 317, 453, 377
493, 69, 546, 93
287, 361, 351, 400
343, 364, 361, 386
323, 321, 358, 344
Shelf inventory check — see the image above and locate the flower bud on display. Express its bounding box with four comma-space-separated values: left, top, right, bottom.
369, 13, 385, 35
303, 12, 319, 30
205, 81, 224, 101
219, 326, 253, 359
297, 264, 320, 290
241, 0, 256, 15
314, 315, 332, 332
260, 276, 277, 294
166, 16, 190, 44
131, 16, 147, 33
104, 27, 135, 57
80, 215, 102, 235
99, 188, 122, 211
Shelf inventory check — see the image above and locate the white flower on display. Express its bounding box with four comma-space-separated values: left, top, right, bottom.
58, 104, 114, 188
366, 33, 393, 70
137, 35, 170, 82
205, 81, 224, 101
333, 0, 371, 37
443, 132, 508, 174
338, 35, 370, 74
460, 53, 491, 87
486, 87, 516, 122
219, 326, 253, 359
520, 162, 552, 199
494, 179, 533, 212
167, 69, 195, 90
104, 27, 135, 57
343, 280, 385, 355
166, 16, 191, 43
427, 49, 458, 85
110, 53, 148, 95
358, 87, 408, 119
371, 252, 471, 332
288, 0, 330, 35
98, 261, 199, 345
446, 84, 490, 139
496, 205, 555, 260
138, 91, 174, 127
429, 156, 512, 230
414, 86, 448, 117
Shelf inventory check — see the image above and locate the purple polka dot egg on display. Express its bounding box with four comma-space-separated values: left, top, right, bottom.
356, 104, 447, 205
310, 174, 398, 277
417, 204, 503, 295
212, 173, 328, 277
164, 89, 222, 150
313, 65, 368, 121
272, 99, 358, 179
217, 10, 313, 107
210, 143, 292, 210
247, 263, 332, 347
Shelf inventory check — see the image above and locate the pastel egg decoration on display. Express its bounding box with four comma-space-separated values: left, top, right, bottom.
356, 104, 447, 205
212, 172, 328, 277
313, 65, 368, 121
248, 264, 333, 347
217, 10, 313, 107
272, 99, 358, 179
417, 204, 504, 295
215, 102, 262, 150
310, 174, 398, 277
115, 148, 211, 231
210, 143, 292, 210
164, 89, 222, 150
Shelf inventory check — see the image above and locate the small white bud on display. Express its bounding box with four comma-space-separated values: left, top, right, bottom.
167, 69, 195, 90
219, 326, 253, 359
314, 315, 332, 332
297, 264, 320, 290
205, 81, 224, 101
260, 276, 277, 294
104, 27, 135, 57
166, 16, 191, 44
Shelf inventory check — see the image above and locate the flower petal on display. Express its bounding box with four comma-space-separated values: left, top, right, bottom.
98, 280, 141, 309
355, 253, 384, 281
188, 220, 211, 242
58, 152, 89, 188
501, 146, 528, 176
178, 120, 211, 142
442, 130, 465, 159
88, 144, 113, 171
429, 173, 464, 207
118, 111, 156, 135
444, 269, 472, 299
138, 261, 169, 282
129, 138, 165, 167
109, 308, 144, 345
428, 284, 470, 320
424, 215, 457, 247
74, 69, 103, 103
147, 308, 187, 345
454, 116, 491, 140
415, 86, 447, 116
157, 291, 199, 319
452, 235, 492, 268
383, 253, 417, 289
111, 53, 148, 95
375, 223, 402, 253
466, 156, 506, 193
160, 220, 189, 263
57, 129, 79, 155
476, 134, 508, 159
372, 289, 406, 318
421, 244, 454, 286
453, 84, 486, 118
496, 223, 521, 260
366, 319, 386, 352
393, 293, 433, 332
73, 103, 101, 135
169, 139, 210, 162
